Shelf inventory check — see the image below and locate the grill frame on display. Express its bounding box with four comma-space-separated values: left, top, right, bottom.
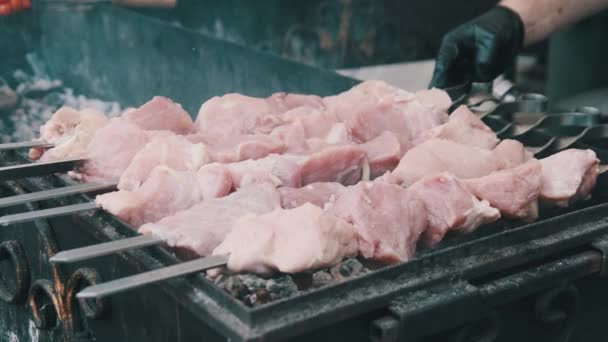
3, 4, 608, 341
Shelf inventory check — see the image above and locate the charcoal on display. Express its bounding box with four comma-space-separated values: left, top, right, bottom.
0, 81, 18, 112
329, 258, 369, 280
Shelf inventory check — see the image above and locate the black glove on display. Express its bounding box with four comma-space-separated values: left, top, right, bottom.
430, 6, 525, 90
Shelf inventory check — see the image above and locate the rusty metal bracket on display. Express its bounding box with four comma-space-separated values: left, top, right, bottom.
590, 233, 608, 276
0, 240, 31, 304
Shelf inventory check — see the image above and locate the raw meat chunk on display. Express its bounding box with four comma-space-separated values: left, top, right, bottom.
466, 159, 542, 221
196, 164, 234, 200
226, 155, 303, 189
213, 203, 358, 275
492, 139, 533, 169
414, 88, 453, 112
330, 181, 427, 263
206, 134, 285, 163
122, 96, 194, 134
540, 149, 600, 206
139, 184, 281, 256
412, 105, 498, 149
300, 145, 367, 186
408, 173, 500, 247
360, 131, 402, 179
279, 182, 346, 209
118, 135, 211, 190
29, 107, 109, 161
97, 166, 210, 227
78, 118, 151, 181
390, 139, 506, 186
323, 80, 448, 151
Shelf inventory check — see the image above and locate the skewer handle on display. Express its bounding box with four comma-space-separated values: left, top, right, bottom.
0, 202, 99, 226
77, 255, 228, 298
0, 158, 87, 181
0, 182, 116, 208
50, 234, 162, 263
0, 140, 53, 151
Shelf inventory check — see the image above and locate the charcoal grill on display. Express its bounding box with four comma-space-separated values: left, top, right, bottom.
3, 4, 608, 342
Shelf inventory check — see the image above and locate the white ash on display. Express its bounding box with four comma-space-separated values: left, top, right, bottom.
1, 70, 122, 143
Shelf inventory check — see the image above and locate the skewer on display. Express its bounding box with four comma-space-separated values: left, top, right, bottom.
0, 158, 87, 181
50, 234, 163, 263
0, 182, 116, 208
0, 140, 54, 151
0, 202, 99, 226
76, 255, 228, 299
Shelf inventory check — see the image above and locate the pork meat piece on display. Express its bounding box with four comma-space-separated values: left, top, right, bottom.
195, 93, 323, 139
330, 180, 427, 263
408, 173, 500, 247
29, 107, 109, 161
213, 203, 358, 275
299, 145, 368, 186
492, 139, 533, 169
412, 105, 499, 149
196, 163, 234, 200
76, 118, 152, 181
389, 139, 506, 186
360, 131, 402, 179
465, 159, 542, 221
118, 135, 211, 190
270, 107, 342, 152
139, 183, 281, 256
279, 182, 346, 209
225, 154, 303, 188
540, 149, 600, 207
323, 80, 448, 150
97, 166, 209, 227
414, 88, 453, 112
122, 96, 194, 134
206, 134, 285, 163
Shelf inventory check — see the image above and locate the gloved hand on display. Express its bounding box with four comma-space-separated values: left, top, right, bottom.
429, 6, 525, 90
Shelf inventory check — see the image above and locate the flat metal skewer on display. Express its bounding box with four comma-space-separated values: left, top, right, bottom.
0, 182, 116, 208
76, 255, 229, 299
50, 234, 163, 263
0, 140, 54, 151
0, 202, 99, 226
0, 158, 87, 181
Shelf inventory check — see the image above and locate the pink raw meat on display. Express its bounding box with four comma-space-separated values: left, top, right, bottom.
299, 145, 368, 186
408, 172, 500, 247
466, 159, 542, 221
118, 135, 211, 190
492, 139, 533, 169
213, 203, 358, 275
279, 182, 346, 209
97, 166, 212, 227
330, 180, 427, 263
412, 105, 499, 149
389, 139, 507, 186
122, 96, 194, 134
139, 184, 281, 256
324, 80, 448, 151
206, 134, 285, 163
77, 118, 151, 182
226, 154, 303, 189
540, 149, 600, 207
360, 131, 402, 179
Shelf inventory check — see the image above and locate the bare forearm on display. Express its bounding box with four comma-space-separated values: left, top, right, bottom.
500, 0, 608, 45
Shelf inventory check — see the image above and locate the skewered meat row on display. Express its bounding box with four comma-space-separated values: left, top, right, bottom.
25, 80, 601, 277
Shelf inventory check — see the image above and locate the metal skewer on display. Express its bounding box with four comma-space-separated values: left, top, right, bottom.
0, 202, 99, 226
0, 158, 87, 181
76, 255, 228, 299
0, 140, 54, 151
50, 234, 163, 263
0, 182, 116, 208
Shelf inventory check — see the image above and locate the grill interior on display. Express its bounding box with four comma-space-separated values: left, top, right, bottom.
3, 5, 608, 341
